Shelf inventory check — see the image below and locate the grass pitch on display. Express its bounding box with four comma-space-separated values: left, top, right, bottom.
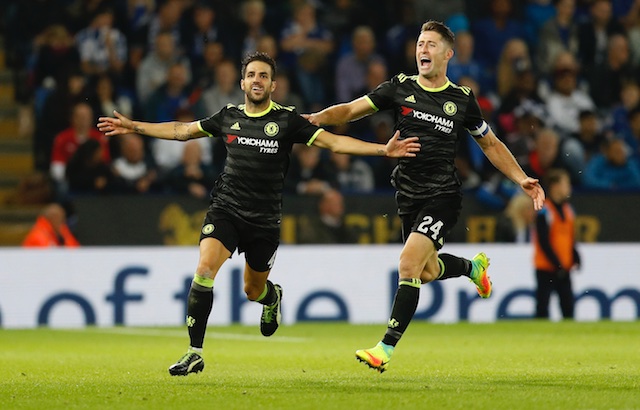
1, 321, 639, 410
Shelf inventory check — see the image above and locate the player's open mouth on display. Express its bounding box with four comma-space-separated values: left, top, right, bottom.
420, 57, 431, 67
252, 85, 263, 92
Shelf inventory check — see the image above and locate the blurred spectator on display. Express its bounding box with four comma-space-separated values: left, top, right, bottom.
447, 31, 485, 89
181, 2, 223, 68
272, 71, 305, 111
572, 109, 608, 162
471, 0, 527, 84
65, 139, 114, 195
201, 59, 245, 115
74, 6, 127, 80
536, 0, 580, 75
623, 106, 640, 158
329, 152, 375, 193
31, 25, 80, 95
583, 137, 640, 189
285, 145, 338, 195
368, 113, 398, 191
120, 0, 156, 45
164, 140, 216, 199
609, 80, 640, 139
144, 62, 205, 122
279, 1, 334, 110
503, 100, 547, 168
524, 127, 581, 184
22, 203, 80, 247
35, 70, 91, 171
91, 73, 134, 124
50, 102, 111, 187
236, 0, 268, 60
495, 38, 532, 99
137, 30, 191, 105
577, 0, 626, 71
543, 51, 596, 136
496, 63, 544, 136
111, 133, 158, 194
192, 41, 225, 90
495, 193, 535, 243
297, 189, 359, 244
523, 0, 557, 49
255, 34, 279, 61
533, 168, 581, 319
383, 0, 420, 75
587, 33, 639, 110
334, 26, 385, 103
3, 0, 67, 103
146, 0, 184, 51
617, 0, 640, 65
321, 0, 370, 55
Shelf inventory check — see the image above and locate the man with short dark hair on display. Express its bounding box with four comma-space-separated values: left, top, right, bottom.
306, 21, 545, 373
98, 52, 420, 376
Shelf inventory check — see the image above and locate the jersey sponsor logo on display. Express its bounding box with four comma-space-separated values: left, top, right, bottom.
404, 95, 416, 103
443, 101, 457, 116
400, 106, 454, 134
202, 224, 215, 235
230, 122, 241, 130
264, 121, 279, 137
225, 134, 280, 154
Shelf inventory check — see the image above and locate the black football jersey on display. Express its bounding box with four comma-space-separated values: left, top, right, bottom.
366, 74, 489, 201
199, 101, 323, 229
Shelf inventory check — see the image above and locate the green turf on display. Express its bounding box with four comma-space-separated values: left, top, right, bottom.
1, 321, 639, 410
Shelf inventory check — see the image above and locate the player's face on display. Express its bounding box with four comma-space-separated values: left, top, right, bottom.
415, 31, 453, 79
241, 61, 276, 105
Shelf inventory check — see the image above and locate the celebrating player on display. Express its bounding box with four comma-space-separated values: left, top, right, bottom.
305, 21, 545, 373
97, 52, 420, 376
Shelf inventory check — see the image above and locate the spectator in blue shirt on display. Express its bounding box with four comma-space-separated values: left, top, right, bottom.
583, 138, 640, 190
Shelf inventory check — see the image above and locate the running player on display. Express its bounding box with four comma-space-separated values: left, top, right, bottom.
97, 52, 420, 376
305, 20, 545, 373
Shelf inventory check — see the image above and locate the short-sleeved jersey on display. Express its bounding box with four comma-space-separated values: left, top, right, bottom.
366, 74, 489, 202
198, 101, 323, 229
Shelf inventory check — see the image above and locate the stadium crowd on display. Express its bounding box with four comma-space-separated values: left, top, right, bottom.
3, 0, 640, 211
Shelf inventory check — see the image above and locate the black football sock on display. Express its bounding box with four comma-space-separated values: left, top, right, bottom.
255, 280, 277, 306
381, 278, 421, 347
187, 277, 214, 349
436, 253, 472, 280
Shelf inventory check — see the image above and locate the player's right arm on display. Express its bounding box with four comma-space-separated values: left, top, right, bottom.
97, 110, 206, 141
304, 97, 376, 126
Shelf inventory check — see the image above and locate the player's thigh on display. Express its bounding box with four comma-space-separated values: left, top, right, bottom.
196, 237, 232, 279
398, 232, 435, 279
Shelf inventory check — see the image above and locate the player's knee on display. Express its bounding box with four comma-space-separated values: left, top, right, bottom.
244, 283, 262, 301
398, 258, 422, 279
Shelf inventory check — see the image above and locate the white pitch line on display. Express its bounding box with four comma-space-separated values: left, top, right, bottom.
88, 327, 309, 343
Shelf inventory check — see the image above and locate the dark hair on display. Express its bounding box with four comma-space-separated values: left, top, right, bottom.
241, 51, 277, 79
420, 20, 455, 48
543, 168, 569, 190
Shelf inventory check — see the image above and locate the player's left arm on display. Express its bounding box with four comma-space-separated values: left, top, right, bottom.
475, 129, 545, 210
312, 130, 420, 158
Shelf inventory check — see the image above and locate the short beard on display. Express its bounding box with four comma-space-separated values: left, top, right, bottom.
246, 92, 269, 105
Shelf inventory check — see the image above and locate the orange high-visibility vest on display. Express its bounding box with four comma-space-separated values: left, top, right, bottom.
534, 200, 575, 271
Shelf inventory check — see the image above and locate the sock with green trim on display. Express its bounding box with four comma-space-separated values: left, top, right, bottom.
436, 253, 472, 280
255, 280, 277, 306
186, 274, 214, 349
381, 278, 421, 347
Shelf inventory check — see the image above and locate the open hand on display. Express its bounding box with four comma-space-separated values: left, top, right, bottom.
97, 110, 135, 137
385, 131, 420, 158
520, 177, 545, 211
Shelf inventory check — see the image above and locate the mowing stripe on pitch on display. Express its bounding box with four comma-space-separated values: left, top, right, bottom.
87, 327, 309, 342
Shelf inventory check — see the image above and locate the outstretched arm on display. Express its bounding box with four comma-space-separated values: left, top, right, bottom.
312, 130, 419, 157
303, 97, 376, 126
97, 110, 205, 141
475, 131, 545, 210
